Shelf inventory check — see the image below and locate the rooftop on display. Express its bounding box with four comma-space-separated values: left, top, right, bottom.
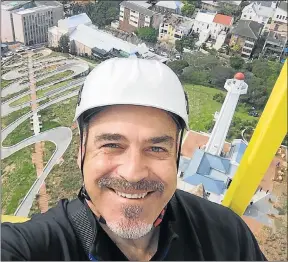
1, 1, 31, 10
120, 1, 155, 17
232, 20, 264, 39
15, 5, 51, 15
195, 11, 216, 24
162, 14, 194, 30
127, 1, 152, 9
58, 13, 92, 30
155, 1, 184, 10
266, 31, 287, 46
244, 2, 276, 18
35, 1, 63, 7
213, 13, 233, 26
278, 1, 287, 12
183, 173, 226, 195
70, 24, 167, 62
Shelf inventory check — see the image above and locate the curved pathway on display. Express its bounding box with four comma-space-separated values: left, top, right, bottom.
1, 48, 89, 217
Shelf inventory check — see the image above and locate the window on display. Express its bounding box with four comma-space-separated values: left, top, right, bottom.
279, 15, 282, 19
276, 15, 279, 18
207, 24, 209, 29
206, 192, 211, 197
244, 15, 247, 18
242, 48, 251, 54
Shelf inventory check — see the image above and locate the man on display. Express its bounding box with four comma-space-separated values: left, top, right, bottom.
1, 58, 266, 261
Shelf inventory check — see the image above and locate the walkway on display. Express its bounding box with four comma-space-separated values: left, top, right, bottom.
28, 52, 48, 214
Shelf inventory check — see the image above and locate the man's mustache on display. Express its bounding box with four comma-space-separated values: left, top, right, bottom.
98, 177, 164, 193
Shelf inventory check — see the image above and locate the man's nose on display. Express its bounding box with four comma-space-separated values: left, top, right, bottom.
117, 148, 149, 183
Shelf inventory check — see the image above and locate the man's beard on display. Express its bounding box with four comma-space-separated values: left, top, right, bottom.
98, 176, 164, 239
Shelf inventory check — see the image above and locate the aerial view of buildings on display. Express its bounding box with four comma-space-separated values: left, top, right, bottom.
1, 0, 287, 260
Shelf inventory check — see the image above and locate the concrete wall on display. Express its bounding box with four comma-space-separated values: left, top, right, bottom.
12, 13, 25, 44
73, 40, 92, 56
1, 9, 14, 43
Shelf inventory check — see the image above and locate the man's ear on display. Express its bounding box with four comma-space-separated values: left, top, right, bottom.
77, 147, 81, 169
77, 145, 86, 169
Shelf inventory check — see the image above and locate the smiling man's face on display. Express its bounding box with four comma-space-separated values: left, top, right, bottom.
81, 105, 179, 239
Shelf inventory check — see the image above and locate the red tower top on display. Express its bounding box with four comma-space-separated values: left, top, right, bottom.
234, 72, 245, 80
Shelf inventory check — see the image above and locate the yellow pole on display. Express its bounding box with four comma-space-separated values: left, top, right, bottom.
1, 215, 30, 223
222, 60, 288, 215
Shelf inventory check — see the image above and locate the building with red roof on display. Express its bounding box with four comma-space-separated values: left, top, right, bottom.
210, 13, 234, 40
213, 14, 233, 27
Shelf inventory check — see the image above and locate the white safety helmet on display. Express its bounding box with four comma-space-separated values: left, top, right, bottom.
74, 57, 189, 129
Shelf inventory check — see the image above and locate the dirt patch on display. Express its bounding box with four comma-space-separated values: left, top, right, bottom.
253, 148, 287, 261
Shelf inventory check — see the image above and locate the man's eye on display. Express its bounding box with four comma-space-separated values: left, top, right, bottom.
150, 147, 166, 153
102, 143, 119, 148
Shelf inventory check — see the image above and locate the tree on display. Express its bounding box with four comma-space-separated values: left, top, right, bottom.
175, 39, 184, 53
218, 2, 238, 16
231, 44, 241, 53
209, 66, 235, 88
181, 67, 210, 86
167, 60, 189, 76
58, 34, 70, 53
182, 36, 195, 50
230, 56, 245, 70
181, 3, 195, 17
136, 27, 158, 43
213, 93, 225, 103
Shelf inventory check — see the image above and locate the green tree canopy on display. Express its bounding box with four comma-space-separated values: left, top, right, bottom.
167, 60, 189, 75
175, 39, 184, 53
136, 27, 158, 43
181, 3, 195, 17
72, 1, 121, 28
58, 34, 70, 53
229, 56, 245, 70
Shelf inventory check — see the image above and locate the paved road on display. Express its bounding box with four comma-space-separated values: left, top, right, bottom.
12, 127, 72, 217
1, 78, 84, 116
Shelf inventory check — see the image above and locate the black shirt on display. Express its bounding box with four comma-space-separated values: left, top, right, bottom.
1, 189, 267, 261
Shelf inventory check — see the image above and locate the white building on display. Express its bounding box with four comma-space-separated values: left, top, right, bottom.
69, 24, 168, 63
192, 11, 215, 35
48, 13, 92, 47
211, 13, 233, 39
192, 12, 233, 40
272, 1, 287, 23
240, 2, 276, 30
152, 1, 184, 15
158, 14, 194, 43
1, 1, 63, 45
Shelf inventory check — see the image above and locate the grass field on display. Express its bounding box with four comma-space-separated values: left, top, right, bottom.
184, 84, 257, 132
10, 80, 72, 107
1, 79, 14, 89
36, 70, 73, 87
1, 146, 36, 215
2, 119, 33, 147
2, 87, 30, 104
2, 141, 56, 216
1, 107, 31, 129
